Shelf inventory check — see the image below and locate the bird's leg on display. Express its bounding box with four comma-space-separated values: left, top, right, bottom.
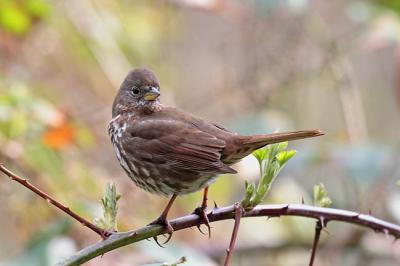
193, 186, 211, 238
148, 194, 177, 247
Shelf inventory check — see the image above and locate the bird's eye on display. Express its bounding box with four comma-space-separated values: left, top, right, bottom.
132, 88, 140, 95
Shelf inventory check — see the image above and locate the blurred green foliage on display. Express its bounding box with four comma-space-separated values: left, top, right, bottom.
0, 82, 94, 180
0, 0, 50, 35
378, 0, 400, 14
161, 256, 187, 266
0, 80, 103, 263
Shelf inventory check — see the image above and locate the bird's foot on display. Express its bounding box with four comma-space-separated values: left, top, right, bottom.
100, 229, 115, 240
193, 205, 211, 238
148, 216, 174, 247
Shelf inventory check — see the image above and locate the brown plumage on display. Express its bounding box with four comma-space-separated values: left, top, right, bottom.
109, 68, 323, 240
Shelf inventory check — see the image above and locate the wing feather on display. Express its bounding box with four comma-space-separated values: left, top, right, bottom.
122, 119, 236, 174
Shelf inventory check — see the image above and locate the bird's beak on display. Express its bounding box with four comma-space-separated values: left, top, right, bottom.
143, 86, 160, 101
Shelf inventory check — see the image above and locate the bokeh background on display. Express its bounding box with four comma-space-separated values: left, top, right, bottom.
1, 0, 400, 265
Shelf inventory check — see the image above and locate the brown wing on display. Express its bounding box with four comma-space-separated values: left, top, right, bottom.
122, 119, 236, 174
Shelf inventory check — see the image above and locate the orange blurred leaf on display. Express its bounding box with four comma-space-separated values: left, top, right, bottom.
42, 122, 74, 149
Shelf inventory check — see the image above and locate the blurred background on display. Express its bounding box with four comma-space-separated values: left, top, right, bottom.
1, 0, 400, 265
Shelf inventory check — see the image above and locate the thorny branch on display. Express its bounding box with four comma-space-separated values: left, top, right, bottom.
0, 164, 110, 238
309, 220, 323, 266
2, 164, 400, 266
224, 203, 244, 266
59, 204, 400, 266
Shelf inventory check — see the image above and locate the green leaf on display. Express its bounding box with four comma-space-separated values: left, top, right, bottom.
252, 147, 268, 164
251, 183, 267, 206
277, 150, 297, 166
243, 141, 297, 208
95, 183, 121, 231
276, 141, 288, 153
241, 180, 255, 208
313, 183, 332, 207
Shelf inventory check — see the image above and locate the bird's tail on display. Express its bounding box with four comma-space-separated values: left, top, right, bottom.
222, 130, 323, 164
244, 130, 323, 148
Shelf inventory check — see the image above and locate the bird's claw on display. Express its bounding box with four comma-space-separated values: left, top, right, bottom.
100, 229, 114, 240
153, 233, 173, 248
148, 216, 174, 247
196, 224, 207, 235
193, 206, 211, 238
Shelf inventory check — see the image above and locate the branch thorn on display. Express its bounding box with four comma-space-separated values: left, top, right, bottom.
213, 200, 219, 209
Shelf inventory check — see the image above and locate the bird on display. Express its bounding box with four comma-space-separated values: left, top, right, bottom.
108, 68, 323, 244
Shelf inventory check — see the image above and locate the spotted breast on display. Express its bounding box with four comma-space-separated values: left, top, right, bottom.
108, 113, 229, 196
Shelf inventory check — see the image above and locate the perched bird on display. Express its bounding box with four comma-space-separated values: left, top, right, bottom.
109, 68, 323, 243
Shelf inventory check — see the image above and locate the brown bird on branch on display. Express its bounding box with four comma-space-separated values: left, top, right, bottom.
109, 68, 323, 244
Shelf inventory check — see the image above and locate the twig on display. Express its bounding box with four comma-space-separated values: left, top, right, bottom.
224, 203, 243, 266
59, 204, 400, 266
309, 220, 323, 266
0, 164, 110, 238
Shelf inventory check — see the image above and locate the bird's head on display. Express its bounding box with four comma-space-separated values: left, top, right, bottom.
112, 68, 161, 116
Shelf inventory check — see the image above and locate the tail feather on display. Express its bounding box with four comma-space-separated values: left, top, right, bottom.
245, 130, 324, 147
222, 129, 323, 164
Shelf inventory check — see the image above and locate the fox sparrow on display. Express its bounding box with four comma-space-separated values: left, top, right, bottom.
109, 68, 323, 243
